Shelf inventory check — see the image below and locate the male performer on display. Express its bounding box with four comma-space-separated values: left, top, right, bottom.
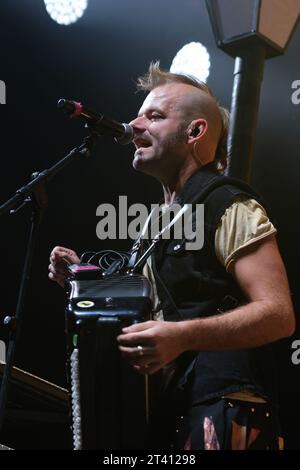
49, 63, 295, 450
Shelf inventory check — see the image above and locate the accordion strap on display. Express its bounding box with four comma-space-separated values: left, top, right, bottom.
128, 204, 189, 271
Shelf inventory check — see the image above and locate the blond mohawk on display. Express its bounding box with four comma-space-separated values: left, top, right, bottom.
137, 61, 214, 96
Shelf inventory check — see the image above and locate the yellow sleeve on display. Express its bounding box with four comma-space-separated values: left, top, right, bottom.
215, 197, 277, 272
143, 257, 164, 321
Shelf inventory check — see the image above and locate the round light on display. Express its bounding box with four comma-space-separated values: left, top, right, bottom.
44, 0, 88, 26
170, 42, 211, 83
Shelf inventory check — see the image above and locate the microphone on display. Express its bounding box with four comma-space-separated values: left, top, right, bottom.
57, 99, 134, 145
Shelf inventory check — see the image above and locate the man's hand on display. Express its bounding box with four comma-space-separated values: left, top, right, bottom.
48, 246, 80, 287
117, 320, 185, 375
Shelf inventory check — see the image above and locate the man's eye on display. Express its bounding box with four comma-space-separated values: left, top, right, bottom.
151, 114, 162, 120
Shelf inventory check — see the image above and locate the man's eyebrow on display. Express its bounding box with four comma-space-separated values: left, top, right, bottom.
138, 107, 164, 117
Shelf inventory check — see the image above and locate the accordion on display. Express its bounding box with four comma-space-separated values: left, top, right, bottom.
65, 271, 153, 450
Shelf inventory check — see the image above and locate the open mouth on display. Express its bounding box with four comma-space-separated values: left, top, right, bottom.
133, 138, 152, 150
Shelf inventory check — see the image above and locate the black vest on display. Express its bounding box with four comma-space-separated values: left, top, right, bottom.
151, 165, 278, 406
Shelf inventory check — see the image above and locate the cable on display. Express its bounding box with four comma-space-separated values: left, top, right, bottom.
80, 249, 131, 273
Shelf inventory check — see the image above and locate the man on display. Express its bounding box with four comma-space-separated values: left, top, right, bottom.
49, 63, 295, 450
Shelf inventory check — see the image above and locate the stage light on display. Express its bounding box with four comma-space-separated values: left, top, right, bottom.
170, 42, 211, 82
44, 0, 88, 26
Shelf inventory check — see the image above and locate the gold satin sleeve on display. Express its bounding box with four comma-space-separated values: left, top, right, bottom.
215, 197, 277, 272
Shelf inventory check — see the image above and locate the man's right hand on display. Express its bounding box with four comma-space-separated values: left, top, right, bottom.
48, 246, 80, 288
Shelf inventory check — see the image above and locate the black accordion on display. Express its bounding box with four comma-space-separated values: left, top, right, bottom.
65, 271, 153, 450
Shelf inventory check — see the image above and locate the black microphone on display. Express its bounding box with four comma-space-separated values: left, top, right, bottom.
57, 99, 134, 145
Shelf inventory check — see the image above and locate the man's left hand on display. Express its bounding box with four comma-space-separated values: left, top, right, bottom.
117, 320, 185, 375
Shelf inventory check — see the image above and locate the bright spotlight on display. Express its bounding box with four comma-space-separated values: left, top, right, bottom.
44, 0, 88, 26
170, 42, 211, 82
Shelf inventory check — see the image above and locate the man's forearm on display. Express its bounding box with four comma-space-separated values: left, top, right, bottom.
178, 300, 294, 352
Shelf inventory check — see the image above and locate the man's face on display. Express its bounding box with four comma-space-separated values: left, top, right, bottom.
130, 84, 190, 179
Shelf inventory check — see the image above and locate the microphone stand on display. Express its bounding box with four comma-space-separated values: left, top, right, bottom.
0, 132, 98, 434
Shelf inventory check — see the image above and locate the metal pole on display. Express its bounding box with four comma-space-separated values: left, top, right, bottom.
226, 44, 266, 182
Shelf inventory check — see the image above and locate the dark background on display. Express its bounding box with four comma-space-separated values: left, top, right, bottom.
0, 0, 299, 449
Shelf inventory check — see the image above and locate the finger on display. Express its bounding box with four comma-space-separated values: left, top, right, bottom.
48, 263, 66, 276
122, 321, 155, 334
133, 363, 160, 375
50, 246, 69, 258
51, 246, 76, 254
48, 271, 65, 283
51, 251, 71, 263
117, 332, 153, 347
50, 252, 65, 265
118, 345, 152, 359
48, 268, 65, 280
50, 247, 79, 264
50, 254, 73, 270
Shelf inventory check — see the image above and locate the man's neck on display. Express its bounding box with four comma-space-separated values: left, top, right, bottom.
162, 162, 201, 205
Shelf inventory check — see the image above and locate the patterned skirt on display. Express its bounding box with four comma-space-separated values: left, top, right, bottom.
150, 397, 283, 450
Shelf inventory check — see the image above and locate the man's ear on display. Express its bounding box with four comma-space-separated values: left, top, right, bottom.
188, 119, 207, 140
189, 125, 204, 137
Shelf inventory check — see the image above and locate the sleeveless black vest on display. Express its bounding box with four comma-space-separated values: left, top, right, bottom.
151, 164, 278, 405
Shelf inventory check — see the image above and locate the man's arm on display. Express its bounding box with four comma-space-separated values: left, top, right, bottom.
180, 234, 295, 349
117, 234, 295, 374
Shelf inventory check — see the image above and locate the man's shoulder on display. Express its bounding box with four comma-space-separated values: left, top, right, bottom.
202, 179, 259, 224
203, 176, 259, 201
184, 168, 260, 206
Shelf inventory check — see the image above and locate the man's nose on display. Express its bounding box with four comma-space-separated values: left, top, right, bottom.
129, 116, 146, 134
